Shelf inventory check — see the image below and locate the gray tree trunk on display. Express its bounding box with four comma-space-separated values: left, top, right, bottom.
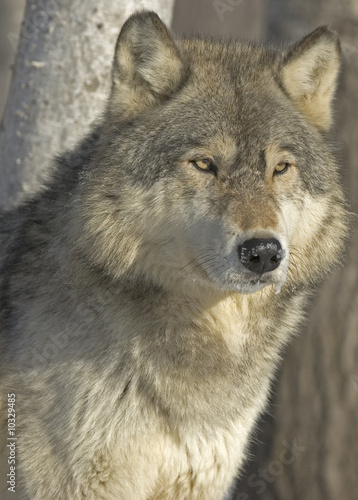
0, 0, 175, 210
234, 1, 358, 499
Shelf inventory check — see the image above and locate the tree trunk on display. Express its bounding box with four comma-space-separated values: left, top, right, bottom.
0, 0, 175, 210
234, 1, 358, 499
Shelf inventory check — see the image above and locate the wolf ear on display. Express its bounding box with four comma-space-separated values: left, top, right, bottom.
279, 27, 341, 131
110, 11, 186, 117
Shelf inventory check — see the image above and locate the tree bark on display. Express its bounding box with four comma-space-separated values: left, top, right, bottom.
234, 1, 358, 499
0, 0, 175, 210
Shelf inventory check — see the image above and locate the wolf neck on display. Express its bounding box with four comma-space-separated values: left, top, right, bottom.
127, 275, 302, 428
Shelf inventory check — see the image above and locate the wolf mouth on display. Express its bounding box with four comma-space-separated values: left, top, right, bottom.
219, 269, 288, 295
221, 275, 272, 292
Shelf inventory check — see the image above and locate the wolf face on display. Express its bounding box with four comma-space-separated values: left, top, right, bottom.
75, 13, 346, 297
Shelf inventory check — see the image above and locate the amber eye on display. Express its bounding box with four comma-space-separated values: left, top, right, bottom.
274, 162, 291, 175
192, 158, 217, 175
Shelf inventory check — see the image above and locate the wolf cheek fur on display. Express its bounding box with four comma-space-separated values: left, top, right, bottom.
0, 10, 347, 500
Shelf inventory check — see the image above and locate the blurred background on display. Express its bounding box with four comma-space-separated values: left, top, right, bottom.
0, 1, 357, 499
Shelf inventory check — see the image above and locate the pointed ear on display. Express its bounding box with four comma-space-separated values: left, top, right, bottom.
279, 27, 341, 131
109, 11, 186, 117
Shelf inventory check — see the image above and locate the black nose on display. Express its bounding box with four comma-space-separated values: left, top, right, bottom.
238, 238, 283, 275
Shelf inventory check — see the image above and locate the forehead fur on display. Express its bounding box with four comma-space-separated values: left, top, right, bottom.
179, 38, 278, 77
175, 38, 279, 104
167, 38, 299, 139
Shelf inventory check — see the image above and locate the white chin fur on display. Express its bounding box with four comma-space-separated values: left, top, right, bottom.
209, 260, 289, 295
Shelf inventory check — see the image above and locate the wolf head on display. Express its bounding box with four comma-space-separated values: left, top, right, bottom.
75, 11, 347, 296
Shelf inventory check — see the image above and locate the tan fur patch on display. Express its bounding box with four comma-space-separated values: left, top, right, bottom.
281, 39, 340, 130
291, 193, 329, 248
237, 198, 279, 232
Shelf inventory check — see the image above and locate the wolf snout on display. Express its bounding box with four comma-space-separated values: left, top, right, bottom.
238, 238, 283, 275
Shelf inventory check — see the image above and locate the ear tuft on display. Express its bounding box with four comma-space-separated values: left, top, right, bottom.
279, 26, 341, 131
110, 11, 186, 117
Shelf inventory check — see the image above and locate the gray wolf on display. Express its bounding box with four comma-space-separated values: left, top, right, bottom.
0, 10, 347, 500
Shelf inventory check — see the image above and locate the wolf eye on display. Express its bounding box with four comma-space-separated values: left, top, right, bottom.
192, 158, 217, 175
274, 162, 291, 175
